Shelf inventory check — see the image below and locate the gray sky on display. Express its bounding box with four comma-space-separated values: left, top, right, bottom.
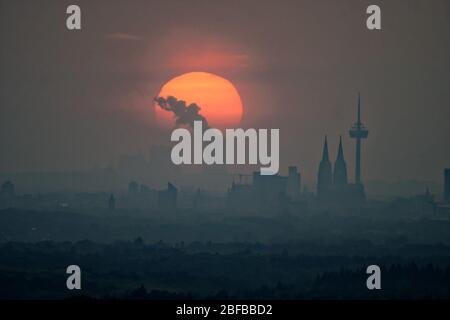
0, 0, 449, 183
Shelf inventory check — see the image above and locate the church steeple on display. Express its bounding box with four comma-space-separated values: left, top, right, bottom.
333, 136, 348, 185
322, 135, 330, 162
337, 136, 344, 159
317, 136, 332, 198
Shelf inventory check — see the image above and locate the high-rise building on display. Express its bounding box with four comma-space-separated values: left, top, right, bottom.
0, 181, 15, 197
158, 182, 177, 210
317, 136, 332, 198
108, 194, 116, 210
333, 136, 348, 185
128, 181, 139, 194
287, 166, 301, 199
445, 168, 450, 203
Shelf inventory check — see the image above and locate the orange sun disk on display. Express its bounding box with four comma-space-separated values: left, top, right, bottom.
155, 72, 243, 128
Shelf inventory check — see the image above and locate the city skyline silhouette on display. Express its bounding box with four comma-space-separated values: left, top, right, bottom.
1, 1, 449, 184
1, 0, 450, 303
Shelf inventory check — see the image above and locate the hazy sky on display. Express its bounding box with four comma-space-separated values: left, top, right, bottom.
0, 0, 449, 183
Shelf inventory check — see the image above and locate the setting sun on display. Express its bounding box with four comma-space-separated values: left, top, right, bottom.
155, 72, 243, 128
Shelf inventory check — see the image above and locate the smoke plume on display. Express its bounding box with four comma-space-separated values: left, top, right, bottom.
155, 96, 209, 128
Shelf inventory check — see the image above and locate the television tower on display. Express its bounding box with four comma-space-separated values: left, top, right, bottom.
349, 93, 369, 185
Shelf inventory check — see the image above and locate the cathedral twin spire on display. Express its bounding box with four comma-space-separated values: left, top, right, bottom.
317, 135, 348, 196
